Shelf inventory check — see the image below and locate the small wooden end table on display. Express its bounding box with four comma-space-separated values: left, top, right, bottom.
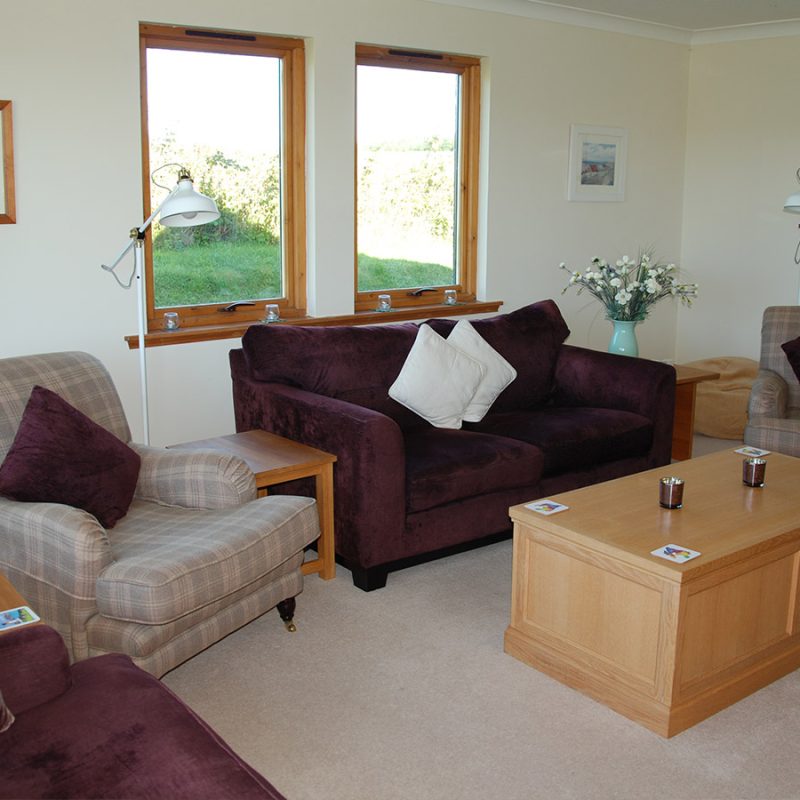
672, 364, 720, 460
170, 430, 337, 580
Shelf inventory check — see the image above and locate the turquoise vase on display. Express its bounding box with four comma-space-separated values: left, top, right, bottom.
608, 320, 639, 357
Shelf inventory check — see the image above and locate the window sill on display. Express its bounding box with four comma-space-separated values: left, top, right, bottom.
125, 299, 504, 349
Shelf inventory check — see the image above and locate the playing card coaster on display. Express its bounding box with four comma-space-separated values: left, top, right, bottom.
526, 500, 569, 515
735, 446, 770, 457
651, 544, 701, 563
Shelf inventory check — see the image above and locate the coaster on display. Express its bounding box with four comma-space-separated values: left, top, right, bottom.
0, 605, 40, 631
526, 500, 569, 515
651, 544, 701, 563
735, 446, 770, 457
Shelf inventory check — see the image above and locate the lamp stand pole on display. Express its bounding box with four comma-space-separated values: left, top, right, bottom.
102, 169, 219, 448
133, 234, 150, 446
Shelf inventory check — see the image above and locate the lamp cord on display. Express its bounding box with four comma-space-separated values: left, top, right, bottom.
151, 162, 188, 193
100, 230, 145, 290
789, 169, 800, 266
100, 164, 190, 291
103, 262, 136, 290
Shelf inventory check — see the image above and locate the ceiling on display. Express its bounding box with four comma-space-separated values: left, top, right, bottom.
430, 0, 800, 41
520, 0, 800, 31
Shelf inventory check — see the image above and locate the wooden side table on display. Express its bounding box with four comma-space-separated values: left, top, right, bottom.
0, 571, 39, 635
170, 430, 337, 580
672, 364, 720, 460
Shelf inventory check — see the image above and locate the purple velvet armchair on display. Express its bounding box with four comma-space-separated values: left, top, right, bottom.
230, 300, 676, 591
0, 625, 285, 799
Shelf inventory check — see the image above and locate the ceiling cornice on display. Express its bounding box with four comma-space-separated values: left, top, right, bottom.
690, 18, 800, 44
425, 0, 800, 44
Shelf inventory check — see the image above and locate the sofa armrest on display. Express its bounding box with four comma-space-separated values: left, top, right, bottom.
552, 345, 676, 465
132, 445, 256, 509
231, 351, 406, 569
747, 369, 788, 419
0, 497, 112, 600
0, 625, 72, 714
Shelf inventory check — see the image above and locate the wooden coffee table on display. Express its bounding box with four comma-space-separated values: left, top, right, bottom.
505, 449, 800, 737
170, 430, 336, 580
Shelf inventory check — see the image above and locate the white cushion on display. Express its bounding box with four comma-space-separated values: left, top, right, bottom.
389, 324, 486, 429
447, 319, 518, 422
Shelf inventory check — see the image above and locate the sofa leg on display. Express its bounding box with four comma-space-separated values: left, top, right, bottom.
277, 597, 297, 632
350, 566, 389, 592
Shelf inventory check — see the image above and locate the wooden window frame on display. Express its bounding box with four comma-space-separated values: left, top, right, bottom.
354, 44, 481, 312
139, 23, 307, 332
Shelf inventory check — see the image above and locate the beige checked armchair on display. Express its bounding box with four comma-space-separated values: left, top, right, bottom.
0, 352, 319, 677
744, 306, 800, 456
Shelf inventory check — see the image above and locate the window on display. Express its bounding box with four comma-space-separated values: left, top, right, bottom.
355, 44, 480, 312
139, 24, 306, 331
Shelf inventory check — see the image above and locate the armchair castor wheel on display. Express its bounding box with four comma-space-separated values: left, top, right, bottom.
277, 597, 297, 632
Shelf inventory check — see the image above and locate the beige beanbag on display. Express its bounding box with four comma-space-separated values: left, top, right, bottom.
684, 357, 759, 439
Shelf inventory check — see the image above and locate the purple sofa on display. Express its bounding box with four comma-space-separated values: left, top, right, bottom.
0, 625, 285, 799
230, 300, 676, 591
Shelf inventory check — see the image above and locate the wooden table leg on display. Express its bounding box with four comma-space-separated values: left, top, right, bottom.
314, 464, 335, 579
300, 465, 336, 580
672, 383, 697, 461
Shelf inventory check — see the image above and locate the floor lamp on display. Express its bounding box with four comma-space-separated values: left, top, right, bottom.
101, 168, 220, 445
783, 167, 800, 304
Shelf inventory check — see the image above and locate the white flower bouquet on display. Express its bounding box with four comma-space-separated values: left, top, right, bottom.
559, 252, 698, 322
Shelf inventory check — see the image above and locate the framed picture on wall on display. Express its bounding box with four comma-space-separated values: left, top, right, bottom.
0, 100, 16, 224
567, 124, 627, 202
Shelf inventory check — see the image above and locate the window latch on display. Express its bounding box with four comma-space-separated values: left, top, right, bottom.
407, 288, 436, 297
220, 301, 256, 312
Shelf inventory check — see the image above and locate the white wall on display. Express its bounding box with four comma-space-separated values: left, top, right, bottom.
0, 0, 691, 444
679, 35, 800, 362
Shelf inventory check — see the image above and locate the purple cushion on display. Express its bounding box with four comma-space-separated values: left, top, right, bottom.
405, 428, 543, 513
242, 322, 424, 427
0, 386, 140, 528
781, 336, 800, 382
427, 300, 570, 411
0, 625, 72, 715
241, 301, 570, 423
468, 407, 653, 475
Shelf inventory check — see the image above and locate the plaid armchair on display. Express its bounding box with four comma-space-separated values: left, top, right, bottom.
0, 352, 319, 677
744, 306, 800, 456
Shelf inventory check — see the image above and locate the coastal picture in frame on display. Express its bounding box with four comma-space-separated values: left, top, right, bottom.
567, 124, 627, 202
0, 100, 16, 224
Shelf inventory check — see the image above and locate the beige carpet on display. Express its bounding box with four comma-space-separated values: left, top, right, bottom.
164, 438, 800, 800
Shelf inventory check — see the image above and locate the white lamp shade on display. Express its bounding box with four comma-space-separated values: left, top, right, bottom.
159, 176, 221, 227
784, 191, 800, 214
